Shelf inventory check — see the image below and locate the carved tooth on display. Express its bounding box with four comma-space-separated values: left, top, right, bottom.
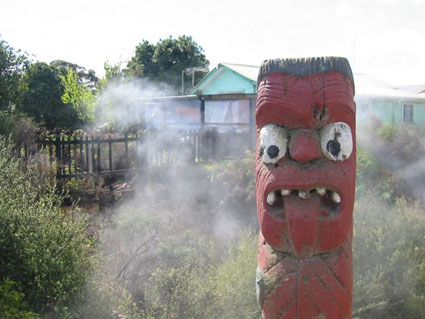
331, 191, 341, 203
267, 192, 276, 205
281, 189, 291, 196
316, 188, 326, 196
298, 190, 310, 199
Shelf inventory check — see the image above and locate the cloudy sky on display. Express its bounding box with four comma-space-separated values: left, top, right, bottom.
1, 0, 424, 85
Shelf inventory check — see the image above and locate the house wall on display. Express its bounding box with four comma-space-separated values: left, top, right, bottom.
411, 101, 425, 124
201, 68, 256, 95
356, 97, 425, 125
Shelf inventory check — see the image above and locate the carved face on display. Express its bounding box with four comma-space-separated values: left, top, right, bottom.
256, 71, 356, 258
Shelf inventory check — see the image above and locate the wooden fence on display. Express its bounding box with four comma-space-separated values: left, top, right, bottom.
18, 128, 253, 179
26, 130, 203, 179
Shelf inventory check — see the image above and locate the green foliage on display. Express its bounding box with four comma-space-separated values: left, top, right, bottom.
0, 279, 39, 319
378, 122, 398, 141
146, 230, 217, 319
50, 60, 98, 89
380, 123, 425, 162
60, 61, 125, 127
353, 195, 425, 318
356, 147, 395, 202
73, 260, 148, 319
18, 62, 81, 129
202, 151, 257, 226
0, 137, 94, 316
61, 68, 96, 123
125, 40, 155, 78
0, 112, 38, 149
103, 61, 123, 83
212, 231, 260, 319
355, 124, 425, 317
139, 228, 259, 319
0, 111, 14, 136
125, 35, 209, 93
0, 37, 29, 111
76, 206, 165, 319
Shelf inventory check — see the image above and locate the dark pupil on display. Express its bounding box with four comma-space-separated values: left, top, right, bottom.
326, 139, 341, 157
267, 145, 279, 158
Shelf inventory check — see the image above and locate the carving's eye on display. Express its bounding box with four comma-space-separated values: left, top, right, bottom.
259, 124, 288, 164
319, 122, 353, 161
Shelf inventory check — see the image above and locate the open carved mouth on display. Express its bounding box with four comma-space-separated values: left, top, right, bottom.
265, 188, 341, 219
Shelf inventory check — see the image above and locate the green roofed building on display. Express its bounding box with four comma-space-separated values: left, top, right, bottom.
130, 62, 425, 160
355, 74, 425, 125
190, 62, 425, 126
190, 63, 258, 95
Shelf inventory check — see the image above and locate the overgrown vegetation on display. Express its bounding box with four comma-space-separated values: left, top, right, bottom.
2, 68, 425, 319
0, 137, 94, 318
353, 123, 425, 318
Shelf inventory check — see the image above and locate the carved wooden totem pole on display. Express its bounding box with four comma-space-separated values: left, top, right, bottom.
255, 57, 356, 319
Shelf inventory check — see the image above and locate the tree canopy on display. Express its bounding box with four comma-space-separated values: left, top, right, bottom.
18, 62, 81, 129
50, 60, 98, 89
0, 38, 29, 111
125, 35, 209, 94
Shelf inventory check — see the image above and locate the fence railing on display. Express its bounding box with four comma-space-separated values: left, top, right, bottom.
19, 128, 253, 179
25, 130, 202, 179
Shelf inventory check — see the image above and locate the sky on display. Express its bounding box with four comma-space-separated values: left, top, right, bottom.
1, 0, 425, 86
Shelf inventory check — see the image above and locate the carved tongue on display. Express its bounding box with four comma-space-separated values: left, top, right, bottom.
284, 194, 321, 258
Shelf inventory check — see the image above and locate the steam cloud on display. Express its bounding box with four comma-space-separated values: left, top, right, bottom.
76, 78, 425, 317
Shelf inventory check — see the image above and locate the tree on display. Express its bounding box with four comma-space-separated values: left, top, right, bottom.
0, 38, 29, 111
50, 60, 98, 89
60, 61, 125, 128
125, 35, 209, 94
18, 62, 81, 129
60, 68, 96, 124
125, 40, 155, 78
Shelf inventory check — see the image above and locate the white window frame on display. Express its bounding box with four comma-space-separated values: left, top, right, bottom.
402, 103, 414, 123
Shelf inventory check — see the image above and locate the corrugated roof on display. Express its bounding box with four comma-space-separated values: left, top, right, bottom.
220, 63, 259, 82
354, 73, 425, 100
189, 63, 259, 94
397, 84, 425, 94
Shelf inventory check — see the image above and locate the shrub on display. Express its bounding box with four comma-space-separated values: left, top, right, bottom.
356, 147, 395, 202
0, 278, 39, 319
211, 230, 260, 319
353, 194, 425, 318
0, 112, 37, 146
0, 137, 94, 316
202, 151, 257, 228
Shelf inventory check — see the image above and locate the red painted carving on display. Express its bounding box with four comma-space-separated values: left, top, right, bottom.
255, 58, 356, 319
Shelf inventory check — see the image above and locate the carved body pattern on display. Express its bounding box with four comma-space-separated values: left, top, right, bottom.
255, 57, 356, 319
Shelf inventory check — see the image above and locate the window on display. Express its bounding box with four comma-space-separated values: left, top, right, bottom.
403, 104, 414, 123
205, 99, 250, 124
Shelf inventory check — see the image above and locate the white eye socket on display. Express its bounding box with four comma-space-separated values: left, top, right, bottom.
319, 122, 353, 161
259, 124, 288, 164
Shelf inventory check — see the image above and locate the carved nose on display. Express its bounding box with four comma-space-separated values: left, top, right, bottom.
289, 130, 323, 163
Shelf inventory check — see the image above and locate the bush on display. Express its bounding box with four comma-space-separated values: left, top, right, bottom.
356, 147, 395, 202
211, 230, 260, 319
202, 151, 257, 228
0, 137, 94, 316
0, 279, 39, 319
353, 194, 425, 318
0, 112, 37, 146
